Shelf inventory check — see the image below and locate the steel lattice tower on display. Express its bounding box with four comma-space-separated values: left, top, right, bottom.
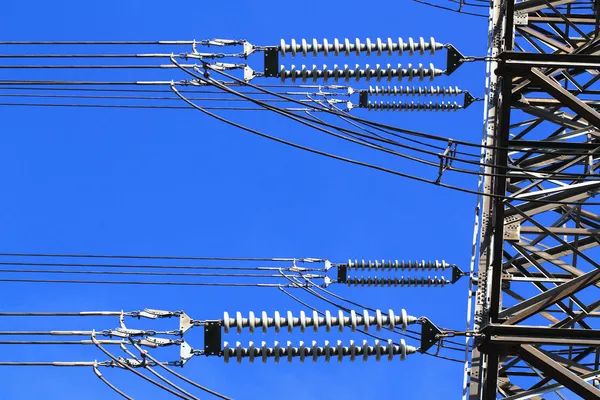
468, 0, 600, 399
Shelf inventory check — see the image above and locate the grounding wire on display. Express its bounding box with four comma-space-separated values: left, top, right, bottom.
282, 272, 423, 341
322, 98, 481, 159
277, 283, 417, 346
231, 63, 600, 159
0, 41, 199, 45
1, 71, 594, 158
317, 96, 599, 180
0, 79, 343, 89
304, 99, 504, 180
0, 102, 312, 112
94, 365, 134, 400
206, 63, 599, 157
448, 0, 490, 7
3, 77, 589, 162
0, 92, 331, 104
299, 274, 427, 338
297, 272, 473, 349
202, 69, 600, 192
0, 268, 304, 279
90, 333, 189, 400
170, 70, 600, 205
199, 64, 600, 180
177, 63, 497, 178
0, 278, 288, 287
412, 0, 488, 16
130, 341, 232, 400
0, 253, 310, 262
0, 85, 335, 96
119, 343, 200, 400
186, 61, 600, 178
0, 260, 316, 272
285, 274, 465, 359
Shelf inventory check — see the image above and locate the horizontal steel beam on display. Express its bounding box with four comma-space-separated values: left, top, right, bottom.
528, 68, 600, 129
507, 237, 598, 268
504, 369, 600, 400
482, 324, 600, 348
514, 0, 577, 13
528, 15, 598, 24
520, 226, 600, 235
499, 266, 600, 323
499, 51, 600, 70
519, 345, 600, 399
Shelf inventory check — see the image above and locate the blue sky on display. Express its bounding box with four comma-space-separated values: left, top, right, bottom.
0, 1, 489, 398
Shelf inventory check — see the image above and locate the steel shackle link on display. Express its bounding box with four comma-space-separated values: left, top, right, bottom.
367, 85, 463, 96
279, 63, 444, 84
366, 101, 462, 112
346, 276, 450, 287
346, 259, 451, 271
223, 338, 417, 363
279, 37, 444, 57
222, 308, 417, 334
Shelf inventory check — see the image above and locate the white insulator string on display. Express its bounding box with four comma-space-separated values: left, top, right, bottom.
222, 308, 417, 334
367, 85, 463, 96
279, 63, 443, 83
346, 259, 451, 271
280, 37, 444, 57
346, 276, 450, 287
223, 339, 417, 363
366, 100, 462, 111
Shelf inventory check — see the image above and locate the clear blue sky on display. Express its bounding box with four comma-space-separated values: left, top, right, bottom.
0, 1, 488, 398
